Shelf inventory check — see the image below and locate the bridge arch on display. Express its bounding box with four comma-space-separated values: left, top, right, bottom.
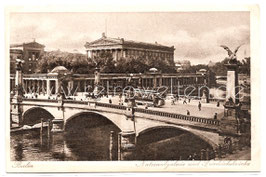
22, 106, 55, 126
64, 111, 122, 132
136, 125, 218, 160
137, 125, 218, 149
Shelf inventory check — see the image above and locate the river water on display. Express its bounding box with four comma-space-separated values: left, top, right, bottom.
10, 121, 213, 161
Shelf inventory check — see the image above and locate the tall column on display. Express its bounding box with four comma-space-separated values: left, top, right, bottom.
47, 80, 50, 96
40, 80, 43, 93
84, 80, 87, 92
87, 50, 92, 58
11, 60, 23, 127
113, 49, 117, 61
122, 49, 126, 58
159, 77, 162, 87
153, 76, 157, 88
77, 80, 81, 92
37, 80, 40, 94
24, 80, 28, 93
27, 80, 30, 93
41, 80, 45, 94
93, 67, 101, 95
55, 79, 59, 94
225, 64, 239, 103
33, 80, 36, 93
220, 61, 241, 135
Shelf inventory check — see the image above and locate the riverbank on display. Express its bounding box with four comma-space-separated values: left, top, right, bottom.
216, 147, 251, 160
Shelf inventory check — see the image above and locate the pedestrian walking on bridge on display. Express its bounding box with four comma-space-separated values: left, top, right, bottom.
171, 98, 175, 105
198, 101, 201, 111
214, 113, 217, 119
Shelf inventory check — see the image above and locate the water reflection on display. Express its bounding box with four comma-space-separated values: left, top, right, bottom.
11, 125, 213, 161
11, 124, 120, 161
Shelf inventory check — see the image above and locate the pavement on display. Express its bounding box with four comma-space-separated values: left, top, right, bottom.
24, 93, 224, 119
87, 95, 224, 119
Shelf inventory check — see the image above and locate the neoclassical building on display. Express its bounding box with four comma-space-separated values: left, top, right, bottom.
10, 40, 45, 74
85, 33, 175, 64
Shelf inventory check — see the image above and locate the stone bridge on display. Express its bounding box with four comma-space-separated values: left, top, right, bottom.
11, 97, 242, 160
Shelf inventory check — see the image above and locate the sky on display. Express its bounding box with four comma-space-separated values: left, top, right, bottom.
9, 12, 250, 64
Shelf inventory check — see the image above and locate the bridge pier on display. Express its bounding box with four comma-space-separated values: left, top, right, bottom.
118, 131, 136, 160
51, 119, 64, 133
10, 99, 23, 127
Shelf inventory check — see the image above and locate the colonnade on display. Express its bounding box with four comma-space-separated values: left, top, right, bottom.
87, 49, 124, 61
10, 73, 207, 96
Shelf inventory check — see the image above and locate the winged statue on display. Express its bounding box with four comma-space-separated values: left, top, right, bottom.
220, 45, 242, 64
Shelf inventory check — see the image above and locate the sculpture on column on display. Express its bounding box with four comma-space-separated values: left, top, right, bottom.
219, 44, 242, 135
93, 66, 101, 95
220, 44, 243, 104
220, 45, 242, 64
14, 59, 24, 98
11, 59, 24, 127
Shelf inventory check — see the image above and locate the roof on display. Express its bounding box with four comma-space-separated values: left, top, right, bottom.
149, 68, 158, 72
50, 66, 69, 73
199, 69, 207, 72
10, 41, 45, 49
10, 48, 23, 54
85, 34, 175, 51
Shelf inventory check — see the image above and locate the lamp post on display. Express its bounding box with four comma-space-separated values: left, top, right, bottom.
118, 73, 137, 160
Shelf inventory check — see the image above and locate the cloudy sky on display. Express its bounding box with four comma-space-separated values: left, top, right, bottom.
9, 12, 250, 64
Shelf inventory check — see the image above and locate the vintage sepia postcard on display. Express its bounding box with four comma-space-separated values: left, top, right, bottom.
5, 4, 261, 172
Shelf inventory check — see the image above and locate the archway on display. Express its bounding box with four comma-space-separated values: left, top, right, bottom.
136, 126, 214, 160
22, 107, 55, 126
64, 112, 121, 161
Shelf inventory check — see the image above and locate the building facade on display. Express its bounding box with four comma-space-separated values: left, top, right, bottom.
85, 33, 175, 64
10, 40, 45, 74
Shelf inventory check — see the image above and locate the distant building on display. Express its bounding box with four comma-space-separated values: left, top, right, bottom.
84, 33, 175, 64
10, 39, 45, 74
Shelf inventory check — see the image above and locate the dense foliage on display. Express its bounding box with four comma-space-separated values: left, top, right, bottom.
34, 50, 250, 76
180, 57, 250, 76
36, 50, 176, 74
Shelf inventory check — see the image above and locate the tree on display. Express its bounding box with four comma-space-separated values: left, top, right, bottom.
88, 51, 116, 73
239, 57, 250, 76
36, 50, 91, 74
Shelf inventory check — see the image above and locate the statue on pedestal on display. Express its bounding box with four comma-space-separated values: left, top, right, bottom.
219, 44, 243, 135
14, 59, 24, 99
220, 45, 242, 64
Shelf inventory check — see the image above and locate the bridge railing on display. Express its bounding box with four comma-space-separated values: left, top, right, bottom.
22, 98, 58, 103
95, 102, 127, 110
20, 98, 220, 126
134, 108, 220, 126
64, 100, 88, 105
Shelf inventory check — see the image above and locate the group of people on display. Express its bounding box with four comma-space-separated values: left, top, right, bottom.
170, 96, 202, 116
